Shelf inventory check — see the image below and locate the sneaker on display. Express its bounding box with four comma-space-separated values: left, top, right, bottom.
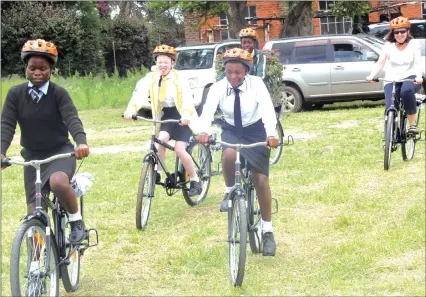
188, 180, 202, 196
220, 194, 230, 212
408, 125, 419, 135
262, 232, 276, 256
69, 220, 86, 244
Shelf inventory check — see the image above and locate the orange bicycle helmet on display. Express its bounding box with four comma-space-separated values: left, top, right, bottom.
390, 16, 410, 30
239, 27, 259, 40
222, 48, 253, 70
21, 39, 58, 64
153, 44, 177, 60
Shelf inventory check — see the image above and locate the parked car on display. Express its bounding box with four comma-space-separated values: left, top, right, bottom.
367, 19, 426, 39
263, 34, 425, 112
175, 40, 241, 111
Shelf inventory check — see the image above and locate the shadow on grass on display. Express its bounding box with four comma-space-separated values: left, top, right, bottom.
320, 100, 385, 112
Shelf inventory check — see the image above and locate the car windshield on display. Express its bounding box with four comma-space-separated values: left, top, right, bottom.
175, 49, 214, 70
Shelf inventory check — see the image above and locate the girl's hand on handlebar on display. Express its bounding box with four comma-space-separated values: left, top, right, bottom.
266, 136, 279, 148
415, 77, 423, 84
197, 133, 210, 144
123, 110, 134, 120
180, 119, 190, 126
75, 144, 90, 160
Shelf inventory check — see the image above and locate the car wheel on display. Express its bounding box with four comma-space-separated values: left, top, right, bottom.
282, 86, 303, 113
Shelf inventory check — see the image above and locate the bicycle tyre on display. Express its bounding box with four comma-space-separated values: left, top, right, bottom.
247, 185, 262, 254
182, 142, 212, 206
10, 218, 60, 297
60, 211, 81, 292
228, 195, 247, 287
270, 120, 284, 165
384, 111, 394, 170
401, 111, 416, 161
136, 160, 155, 230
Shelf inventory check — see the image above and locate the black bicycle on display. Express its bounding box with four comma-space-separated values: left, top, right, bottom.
1, 153, 98, 297
373, 78, 426, 170
206, 137, 277, 287
128, 115, 211, 230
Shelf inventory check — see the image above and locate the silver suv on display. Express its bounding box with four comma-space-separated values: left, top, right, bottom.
263, 34, 425, 112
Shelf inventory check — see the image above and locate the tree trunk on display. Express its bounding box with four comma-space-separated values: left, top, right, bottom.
280, 1, 313, 37
227, 1, 247, 38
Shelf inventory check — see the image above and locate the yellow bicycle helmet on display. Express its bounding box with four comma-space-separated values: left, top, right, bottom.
239, 28, 259, 40
390, 16, 410, 30
21, 39, 58, 64
153, 44, 177, 60
222, 48, 253, 70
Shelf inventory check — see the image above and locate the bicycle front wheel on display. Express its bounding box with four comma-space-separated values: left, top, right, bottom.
136, 160, 155, 230
10, 218, 60, 297
182, 142, 211, 206
384, 111, 395, 170
401, 112, 416, 161
228, 195, 248, 287
247, 186, 262, 254
60, 212, 81, 292
270, 120, 284, 165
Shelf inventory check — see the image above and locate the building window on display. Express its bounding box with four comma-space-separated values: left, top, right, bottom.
319, 1, 353, 34
218, 6, 257, 40
245, 6, 257, 24
423, 0, 426, 19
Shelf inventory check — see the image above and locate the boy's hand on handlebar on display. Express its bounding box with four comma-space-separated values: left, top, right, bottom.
75, 144, 90, 160
197, 133, 210, 144
266, 136, 279, 148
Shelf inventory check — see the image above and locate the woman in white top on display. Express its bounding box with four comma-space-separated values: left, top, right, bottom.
123, 45, 201, 196
197, 48, 279, 256
366, 16, 423, 134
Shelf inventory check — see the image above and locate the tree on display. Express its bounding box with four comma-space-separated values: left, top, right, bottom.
330, 1, 372, 34
280, 1, 313, 37
226, 2, 247, 38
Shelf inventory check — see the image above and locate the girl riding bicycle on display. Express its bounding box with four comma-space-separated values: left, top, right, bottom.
366, 16, 424, 134
197, 48, 279, 256
123, 44, 202, 196
1, 39, 89, 244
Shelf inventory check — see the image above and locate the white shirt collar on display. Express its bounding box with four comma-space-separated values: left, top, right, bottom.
28, 81, 49, 95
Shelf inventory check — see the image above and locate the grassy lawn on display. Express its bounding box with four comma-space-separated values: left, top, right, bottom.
1, 101, 425, 296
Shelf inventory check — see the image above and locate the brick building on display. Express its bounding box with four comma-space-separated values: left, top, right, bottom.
183, 1, 426, 47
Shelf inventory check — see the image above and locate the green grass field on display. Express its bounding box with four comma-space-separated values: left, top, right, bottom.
1, 84, 425, 295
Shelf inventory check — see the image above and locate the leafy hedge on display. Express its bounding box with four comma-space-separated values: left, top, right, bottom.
215, 49, 283, 107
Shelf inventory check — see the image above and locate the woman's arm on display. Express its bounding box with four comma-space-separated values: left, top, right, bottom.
367, 44, 389, 80
124, 75, 151, 118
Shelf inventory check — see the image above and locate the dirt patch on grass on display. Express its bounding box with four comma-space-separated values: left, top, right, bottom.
285, 130, 317, 141
329, 120, 359, 129
91, 143, 150, 155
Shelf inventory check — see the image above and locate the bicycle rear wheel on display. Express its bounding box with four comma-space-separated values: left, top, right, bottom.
182, 142, 212, 206
247, 185, 262, 254
228, 195, 247, 287
401, 112, 416, 161
270, 120, 284, 165
384, 111, 395, 170
10, 218, 60, 297
136, 160, 155, 230
60, 211, 81, 292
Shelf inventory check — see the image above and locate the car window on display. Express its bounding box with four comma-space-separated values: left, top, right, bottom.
293, 40, 328, 64
271, 42, 294, 64
216, 44, 241, 56
411, 23, 426, 38
331, 39, 377, 62
368, 22, 426, 39
175, 49, 215, 70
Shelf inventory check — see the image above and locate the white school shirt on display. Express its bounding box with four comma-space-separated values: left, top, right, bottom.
199, 75, 277, 136
382, 39, 423, 82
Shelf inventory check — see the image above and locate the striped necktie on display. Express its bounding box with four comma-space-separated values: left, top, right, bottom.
30, 86, 41, 103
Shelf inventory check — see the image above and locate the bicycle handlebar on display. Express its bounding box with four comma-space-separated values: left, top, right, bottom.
371, 77, 416, 83
1, 152, 75, 168
122, 114, 181, 124
208, 137, 267, 149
